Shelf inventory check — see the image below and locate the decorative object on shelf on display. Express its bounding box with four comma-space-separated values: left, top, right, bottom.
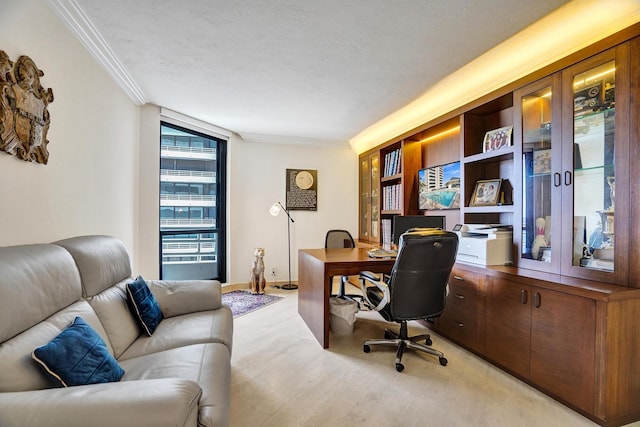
286, 169, 317, 211
482, 125, 513, 153
0, 50, 54, 164
532, 217, 548, 260
574, 81, 603, 116
470, 179, 502, 206
269, 202, 298, 290
418, 161, 461, 210
249, 247, 266, 295
607, 176, 615, 210
533, 149, 552, 174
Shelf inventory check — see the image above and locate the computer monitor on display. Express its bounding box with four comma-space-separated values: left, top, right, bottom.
392, 215, 445, 246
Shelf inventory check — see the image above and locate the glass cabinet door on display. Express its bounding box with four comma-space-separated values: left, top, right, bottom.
562, 44, 629, 285
359, 153, 380, 242
515, 76, 561, 272
370, 153, 380, 241
570, 60, 616, 273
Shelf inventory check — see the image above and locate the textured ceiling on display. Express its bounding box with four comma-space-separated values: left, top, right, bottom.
58, 0, 571, 146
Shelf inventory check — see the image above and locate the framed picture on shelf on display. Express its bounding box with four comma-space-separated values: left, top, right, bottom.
533, 149, 552, 174
470, 179, 502, 206
483, 125, 513, 153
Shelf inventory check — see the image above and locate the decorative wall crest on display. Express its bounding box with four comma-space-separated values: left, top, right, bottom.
0, 50, 54, 164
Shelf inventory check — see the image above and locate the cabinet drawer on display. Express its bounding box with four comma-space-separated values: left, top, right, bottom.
435, 284, 485, 353
450, 268, 486, 293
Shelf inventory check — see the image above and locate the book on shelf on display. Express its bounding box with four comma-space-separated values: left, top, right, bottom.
384, 148, 402, 177
382, 218, 392, 250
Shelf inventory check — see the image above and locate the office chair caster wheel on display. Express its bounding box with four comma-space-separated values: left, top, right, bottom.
363, 344, 371, 353
395, 363, 404, 372
426, 337, 433, 346
439, 357, 448, 366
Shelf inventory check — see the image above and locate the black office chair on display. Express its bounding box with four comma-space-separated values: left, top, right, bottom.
359, 228, 458, 372
324, 229, 362, 303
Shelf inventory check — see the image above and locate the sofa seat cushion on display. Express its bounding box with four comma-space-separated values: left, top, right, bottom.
119, 343, 230, 427
118, 306, 233, 360
32, 317, 125, 387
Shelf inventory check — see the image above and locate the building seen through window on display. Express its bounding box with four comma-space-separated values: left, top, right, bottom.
159, 123, 226, 281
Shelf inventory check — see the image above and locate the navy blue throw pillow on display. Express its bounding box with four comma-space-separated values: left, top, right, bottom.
32, 316, 125, 387
126, 275, 163, 336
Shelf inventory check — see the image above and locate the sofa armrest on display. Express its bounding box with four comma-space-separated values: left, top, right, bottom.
147, 279, 222, 317
0, 379, 202, 427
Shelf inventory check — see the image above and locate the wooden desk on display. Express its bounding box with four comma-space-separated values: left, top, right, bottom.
298, 248, 395, 348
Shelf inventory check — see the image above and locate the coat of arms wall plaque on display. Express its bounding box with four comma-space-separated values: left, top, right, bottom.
0, 50, 54, 164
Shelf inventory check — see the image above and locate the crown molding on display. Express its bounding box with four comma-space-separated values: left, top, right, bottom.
48, 0, 147, 105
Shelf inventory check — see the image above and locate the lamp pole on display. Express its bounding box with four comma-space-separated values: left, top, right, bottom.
271, 202, 298, 290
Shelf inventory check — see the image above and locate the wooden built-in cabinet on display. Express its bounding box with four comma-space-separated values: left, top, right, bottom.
359, 25, 640, 426
434, 267, 485, 354
359, 139, 421, 244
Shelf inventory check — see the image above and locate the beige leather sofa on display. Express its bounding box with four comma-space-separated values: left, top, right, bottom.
0, 235, 233, 427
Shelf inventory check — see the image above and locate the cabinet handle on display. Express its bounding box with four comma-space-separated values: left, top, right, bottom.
457, 322, 464, 327
454, 293, 465, 300
453, 275, 464, 281
534, 292, 541, 308
564, 171, 572, 186
521, 289, 528, 304
554, 172, 561, 187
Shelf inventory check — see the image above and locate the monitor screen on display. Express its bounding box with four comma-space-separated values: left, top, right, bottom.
392, 215, 446, 245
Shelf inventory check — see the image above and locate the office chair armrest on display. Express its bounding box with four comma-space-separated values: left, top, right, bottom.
358, 271, 390, 312
359, 270, 380, 281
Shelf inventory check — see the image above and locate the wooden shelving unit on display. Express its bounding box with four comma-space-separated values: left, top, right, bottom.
358, 26, 640, 427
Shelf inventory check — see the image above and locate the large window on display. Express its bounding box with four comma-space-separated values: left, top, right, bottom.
159, 122, 226, 281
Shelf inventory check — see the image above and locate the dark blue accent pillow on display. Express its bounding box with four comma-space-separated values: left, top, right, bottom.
32, 317, 125, 387
126, 275, 163, 336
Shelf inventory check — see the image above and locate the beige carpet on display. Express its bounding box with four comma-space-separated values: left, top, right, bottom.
229, 286, 639, 427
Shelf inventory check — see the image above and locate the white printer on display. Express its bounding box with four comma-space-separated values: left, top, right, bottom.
455, 224, 513, 266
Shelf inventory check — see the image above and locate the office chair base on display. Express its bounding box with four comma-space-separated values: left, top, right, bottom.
363, 323, 447, 372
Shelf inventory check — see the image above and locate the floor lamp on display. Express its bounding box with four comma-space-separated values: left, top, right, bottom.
269, 202, 298, 290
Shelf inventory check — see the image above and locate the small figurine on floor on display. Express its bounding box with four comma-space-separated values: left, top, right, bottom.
249, 247, 266, 295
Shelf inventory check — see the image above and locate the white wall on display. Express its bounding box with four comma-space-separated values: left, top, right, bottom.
0, 0, 139, 255
136, 107, 359, 283
227, 137, 358, 284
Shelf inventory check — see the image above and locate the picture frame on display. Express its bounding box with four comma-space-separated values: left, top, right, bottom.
470, 179, 502, 206
483, 125, 513, 153
533, 149, 552, 174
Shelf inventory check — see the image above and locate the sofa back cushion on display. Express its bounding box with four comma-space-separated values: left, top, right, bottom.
0, 300, 111, 392
54, 235, 132, 298
0, 244, 82, 344
88, 281, 142, 358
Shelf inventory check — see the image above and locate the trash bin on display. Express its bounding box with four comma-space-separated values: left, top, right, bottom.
329, 297, 358, 334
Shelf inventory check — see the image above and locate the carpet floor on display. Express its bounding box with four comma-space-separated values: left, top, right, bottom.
222, 290, 284, 318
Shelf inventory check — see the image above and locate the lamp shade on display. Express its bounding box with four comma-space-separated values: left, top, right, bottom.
269, 202, 281, 216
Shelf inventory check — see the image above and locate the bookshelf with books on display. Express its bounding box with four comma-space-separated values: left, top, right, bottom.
358, 139, 421, 243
